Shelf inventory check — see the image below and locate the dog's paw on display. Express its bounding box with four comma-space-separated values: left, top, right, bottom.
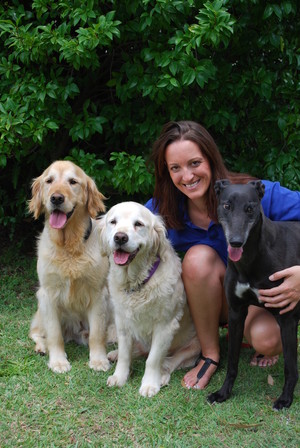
33, 338, 47, 355
273, 396, 293, 411
35, 346, 46, 356
160, 371, 171, 387
207, 391, 228, 404
139, 383, 160, 397
162, 357, 172, 372
107, 349, 118, 362
89, 358, 111, 372
48, 359, 71, 373
107, 374, 127, 387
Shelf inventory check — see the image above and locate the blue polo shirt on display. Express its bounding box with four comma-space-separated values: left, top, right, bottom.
145, 180, 300, 266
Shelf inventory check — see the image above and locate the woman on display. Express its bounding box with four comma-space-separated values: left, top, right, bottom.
145, 120, 300, 390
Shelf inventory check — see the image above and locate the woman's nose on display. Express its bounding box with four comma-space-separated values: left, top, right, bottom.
181, 167, 193, 182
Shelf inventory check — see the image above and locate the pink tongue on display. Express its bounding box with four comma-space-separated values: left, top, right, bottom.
113, 250, 131, 266
49, 210, 67, 229
228, 245, 243, 262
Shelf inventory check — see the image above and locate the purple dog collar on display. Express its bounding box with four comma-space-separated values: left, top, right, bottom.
124, 255, 161, 294
142, 255, 161, 285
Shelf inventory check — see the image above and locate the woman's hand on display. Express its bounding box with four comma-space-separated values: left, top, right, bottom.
258, 266, 300, 314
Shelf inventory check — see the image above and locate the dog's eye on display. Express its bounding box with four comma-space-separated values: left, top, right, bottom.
245, 206, 253, 214
223, 203, 231, 210
69, 178, 77, 185
135, 221, 144, 227
110, 219, 116, 225
46, 177, 53, 184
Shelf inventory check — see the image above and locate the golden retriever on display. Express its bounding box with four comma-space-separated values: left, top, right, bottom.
28, 160, 111, 373
99, 201, 200, 397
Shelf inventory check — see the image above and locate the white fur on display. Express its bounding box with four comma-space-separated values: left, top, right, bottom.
99, 202, 200, 397
235, 282, 260, 302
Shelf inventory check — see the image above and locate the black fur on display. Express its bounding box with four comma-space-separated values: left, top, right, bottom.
207, 180, 300, 410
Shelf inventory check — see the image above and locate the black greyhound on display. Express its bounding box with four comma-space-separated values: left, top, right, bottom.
208, 180, 300, 410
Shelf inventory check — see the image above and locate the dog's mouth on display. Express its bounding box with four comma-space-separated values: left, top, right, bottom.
49, 208, 75, 229
228, 245, 243, 262
113, 249, 139, 266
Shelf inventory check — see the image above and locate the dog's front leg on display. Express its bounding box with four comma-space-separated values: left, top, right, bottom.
38, 288, 71, 373
87, 296, 111, 372
208, 304, 248, 404
273, 314, 299, 410
107, 323, 133, 388
139, 324, 174, 397
30, 309, 47, 355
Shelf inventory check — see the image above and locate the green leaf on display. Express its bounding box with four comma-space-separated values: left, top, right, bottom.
182, 69, 195, 86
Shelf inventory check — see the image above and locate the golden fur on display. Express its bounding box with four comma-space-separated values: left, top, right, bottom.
29, 160, 111, 373
100, 201, 200, 397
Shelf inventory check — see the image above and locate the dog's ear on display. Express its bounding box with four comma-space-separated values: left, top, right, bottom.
152, 214, 168, 259
214, 179, 231, 197
97, 216, 109, 256
86, 176, 106, 218
28, 175, 44, 219
248, 180, 265, 200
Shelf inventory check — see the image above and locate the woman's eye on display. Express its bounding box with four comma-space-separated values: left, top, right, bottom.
170, 166, 179, 172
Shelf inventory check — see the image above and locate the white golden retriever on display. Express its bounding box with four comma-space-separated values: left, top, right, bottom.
28, 160, 111, 373
100, 201, 200, 397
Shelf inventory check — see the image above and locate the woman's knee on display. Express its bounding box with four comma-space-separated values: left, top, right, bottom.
246, 310, 282, 355
252, 332, 281, 355
182, 245, 225, 282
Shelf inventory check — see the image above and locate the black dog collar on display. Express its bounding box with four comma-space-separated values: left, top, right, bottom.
84, 217, 92, 241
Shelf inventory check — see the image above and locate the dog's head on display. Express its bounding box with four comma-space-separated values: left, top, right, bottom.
215, 179, 265, 200
28, 160, 106, 228
214, 179, 265, 262
99, 202, 167, 266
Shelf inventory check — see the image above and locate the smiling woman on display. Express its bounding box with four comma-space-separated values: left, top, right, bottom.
145, 120, 300, 393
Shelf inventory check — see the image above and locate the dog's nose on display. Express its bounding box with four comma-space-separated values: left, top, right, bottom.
50, 193, 65, 206
114, 232, 128, 245
229, 239, 243, 248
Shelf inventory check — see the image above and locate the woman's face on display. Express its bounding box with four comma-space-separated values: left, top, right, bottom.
165, 139, 212, 202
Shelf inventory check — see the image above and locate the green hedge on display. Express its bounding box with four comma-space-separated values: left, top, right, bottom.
0, 0, 299, 234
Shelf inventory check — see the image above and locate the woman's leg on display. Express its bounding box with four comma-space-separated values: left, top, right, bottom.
182, 245, 227, 389
244, 306, 282, 367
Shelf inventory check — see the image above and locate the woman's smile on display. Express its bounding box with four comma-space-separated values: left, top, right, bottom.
184, 179, 200, 189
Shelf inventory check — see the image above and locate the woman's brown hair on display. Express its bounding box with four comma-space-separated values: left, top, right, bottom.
151, 121, 255, 228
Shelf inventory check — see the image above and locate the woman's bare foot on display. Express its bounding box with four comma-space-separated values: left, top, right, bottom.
250, 352, 279, 367
181, 354, 219, 389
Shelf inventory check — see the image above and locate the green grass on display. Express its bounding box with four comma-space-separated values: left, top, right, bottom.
0, 247, 299, 448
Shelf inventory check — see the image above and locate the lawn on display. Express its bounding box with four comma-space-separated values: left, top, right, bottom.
0, 246, 299, 447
